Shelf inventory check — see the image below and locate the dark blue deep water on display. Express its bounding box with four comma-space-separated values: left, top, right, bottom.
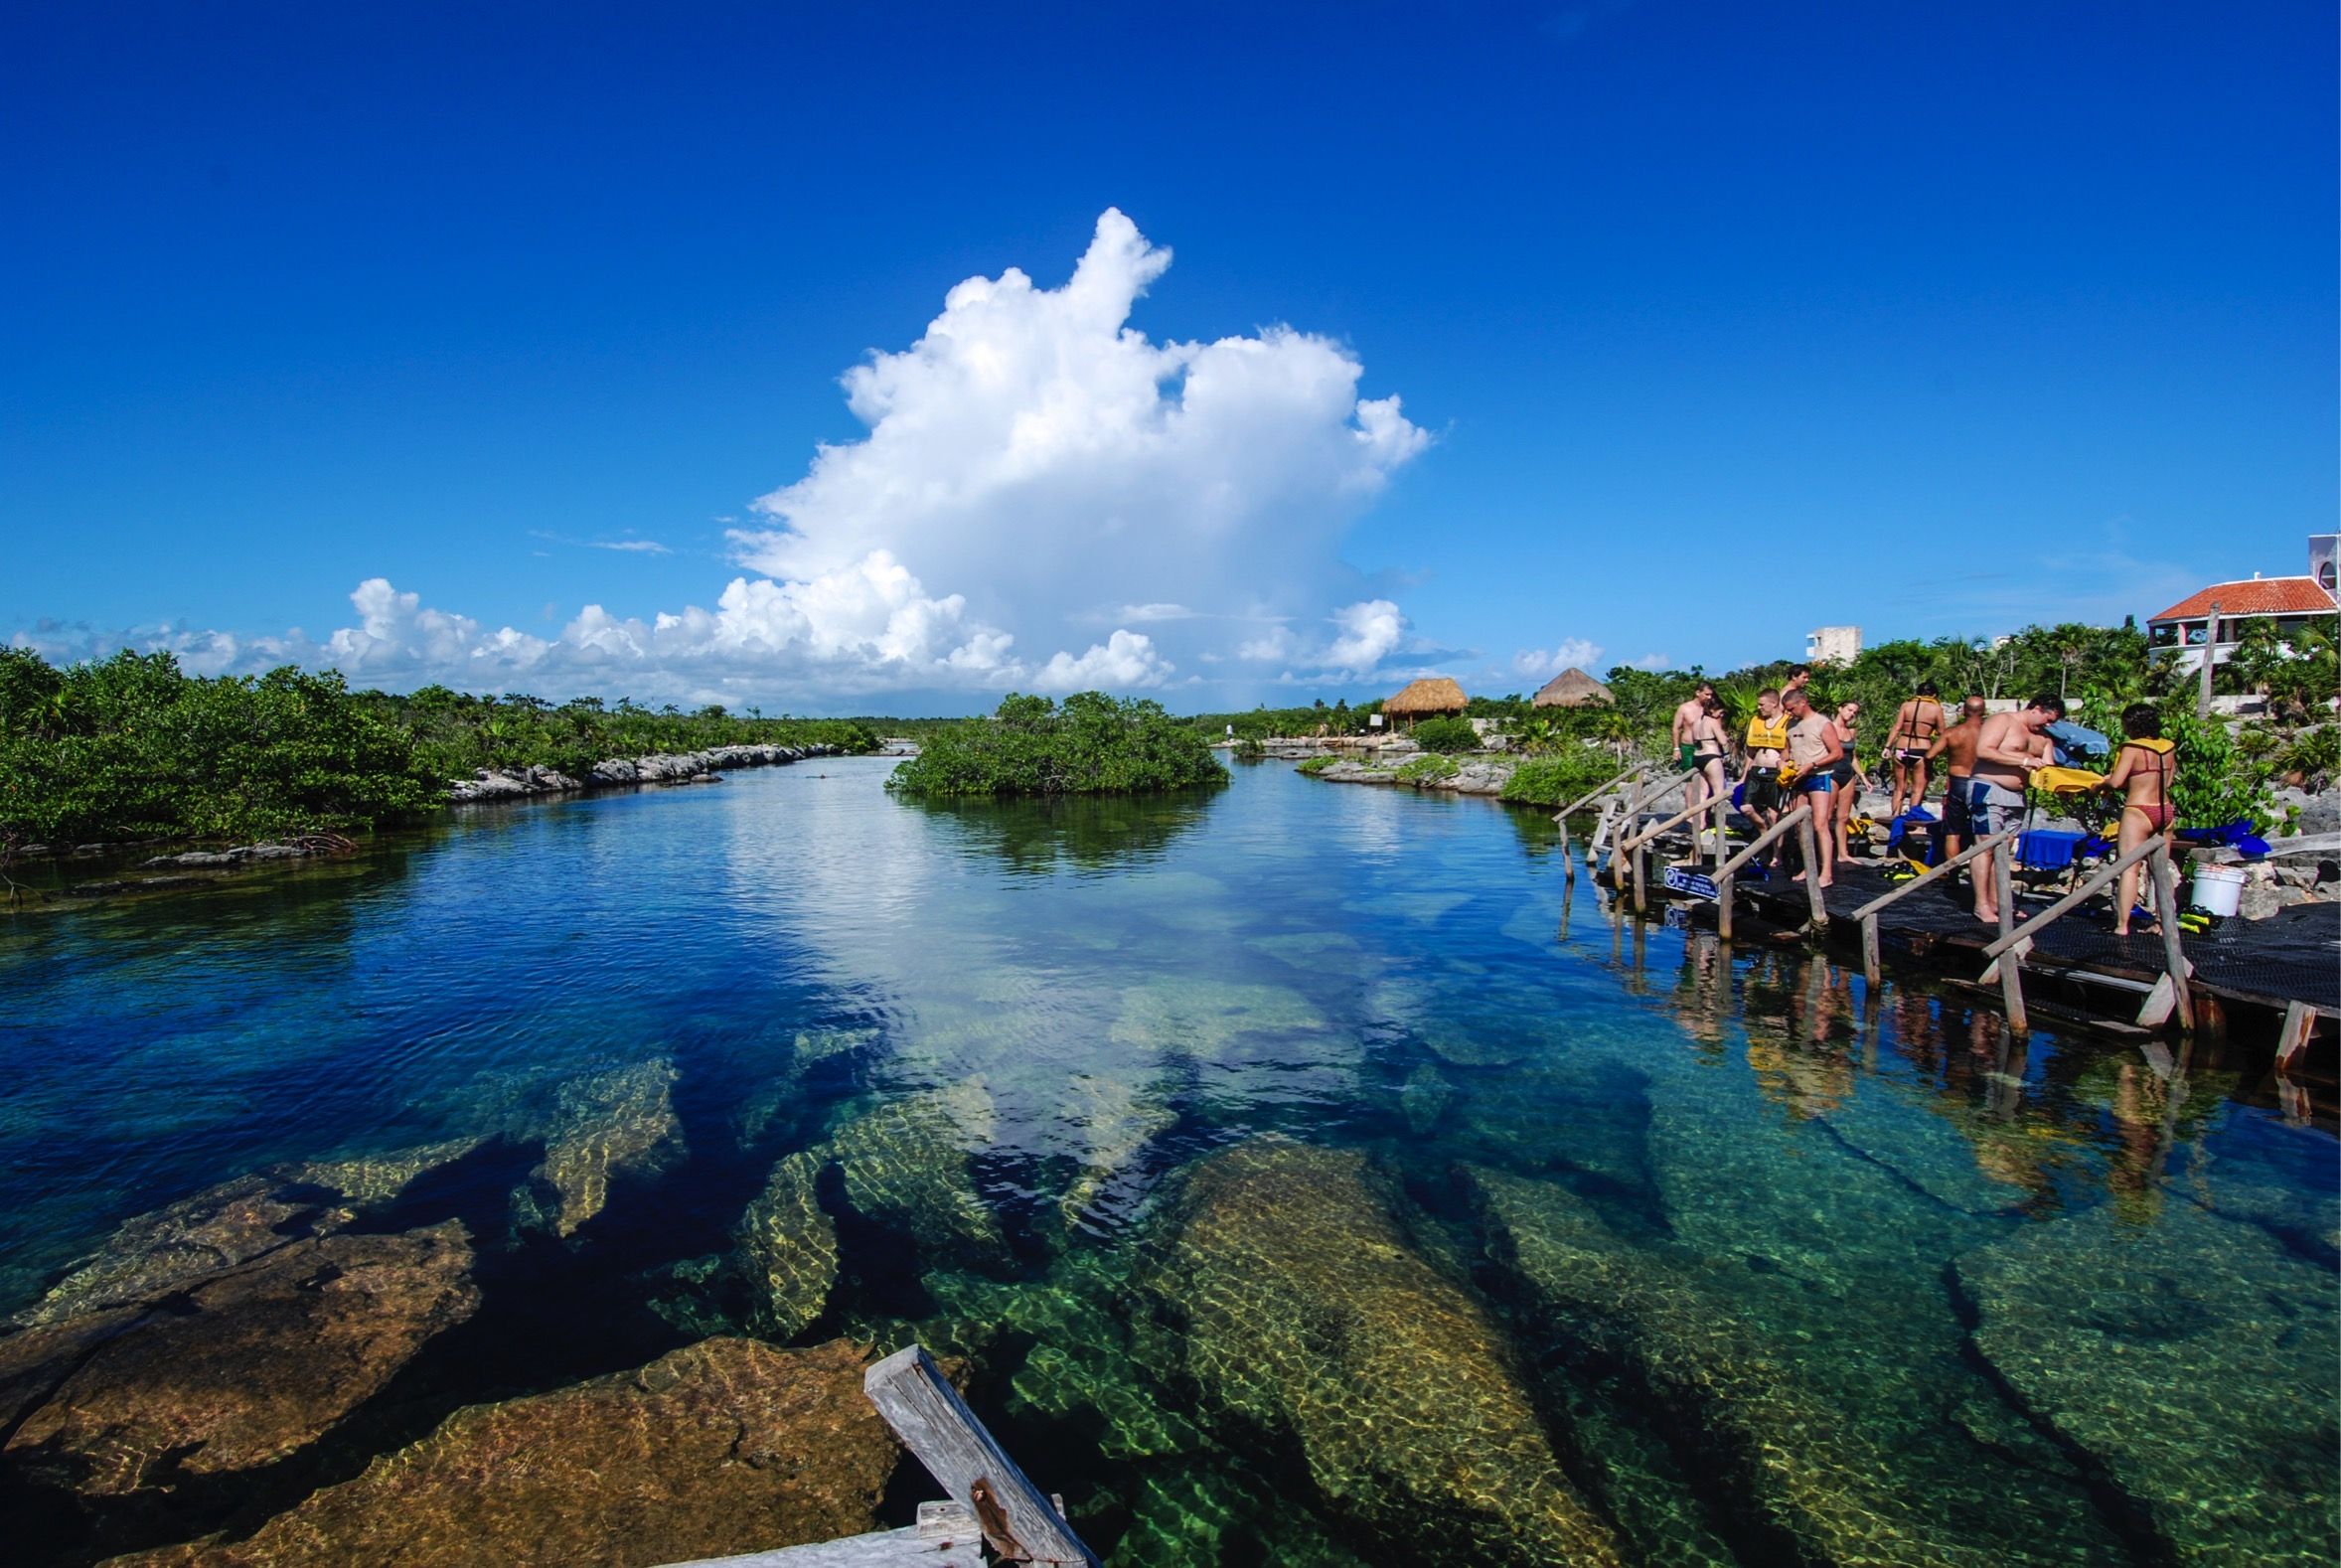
2, 757, 2333, 1565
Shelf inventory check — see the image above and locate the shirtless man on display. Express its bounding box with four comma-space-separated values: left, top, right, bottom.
1671, 681, 1717, 816
1740, 688, 1790, 837
1883, 681, 1947, 819
1966, 694, 2065, 925
1925, 694, 1989, 860
1781, 688, 1844, 887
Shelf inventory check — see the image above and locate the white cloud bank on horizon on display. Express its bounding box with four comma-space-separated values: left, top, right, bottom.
14, 210, 1434, 706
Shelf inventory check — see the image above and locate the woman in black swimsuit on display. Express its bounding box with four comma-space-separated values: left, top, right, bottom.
1828, 701, 1862, 862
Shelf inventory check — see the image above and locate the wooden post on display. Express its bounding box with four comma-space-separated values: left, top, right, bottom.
1716, 866, 1734, 939
2276, 1000, 2316, 1070
1713, 794, 1731, 869
1861, 913, 1881, 988
2197, 603, 2219, 717
1992, 852, 2024, 1032
863, 1346, 1100, 1566
1796, 811, 1827, 930
2147, 847, 2195, 1032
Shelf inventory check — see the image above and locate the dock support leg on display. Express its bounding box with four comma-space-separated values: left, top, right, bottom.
1993, 855, 2026, 1034
2276, 1000, 2315, 1071
2147, 848, 2194, 1033
1861, 913, 1881, 988
1796, 811, 1826, 932
1716, 871, 1734, 940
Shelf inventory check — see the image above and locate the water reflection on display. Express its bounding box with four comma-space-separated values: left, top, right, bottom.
897, 789, 1219, 878
0, 760, 2331, 1567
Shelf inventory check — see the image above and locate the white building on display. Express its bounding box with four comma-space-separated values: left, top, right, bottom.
1805, 625, 1861, 665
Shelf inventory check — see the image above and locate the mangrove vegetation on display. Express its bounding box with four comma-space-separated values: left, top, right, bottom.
885, 692, 1228, 797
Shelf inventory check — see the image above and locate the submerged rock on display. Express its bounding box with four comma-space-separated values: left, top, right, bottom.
1467, 1166, 2122, 1568
15, 1139, 485, 1329
734, 1149, 840, 1337
1109, 978, 1327, 1060
514, 1058, 682, 1239
101, 1336, 897, 1568
6, 1222, 478, 1495
1956, 1205, 2339, 1564
828, 1082, 1007, 1261
1149, 1141, 1624, 1567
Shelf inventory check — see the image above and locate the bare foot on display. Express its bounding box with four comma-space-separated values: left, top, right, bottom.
1791, 871, 1807, 882
1975, 910, 1997, 924
1818, 876, 1833, 889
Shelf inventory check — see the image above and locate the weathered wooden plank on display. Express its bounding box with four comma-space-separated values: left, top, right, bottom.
862, 1346, 1100, 1567
2147, 848, 2195, 1032
659, 1524, 978, 1568
2276, 999, 2316, 1070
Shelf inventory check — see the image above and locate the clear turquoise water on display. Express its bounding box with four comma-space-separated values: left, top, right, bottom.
2, 757, 2333, 1565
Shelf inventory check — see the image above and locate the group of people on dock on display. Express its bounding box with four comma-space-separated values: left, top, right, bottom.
1668, 676, 2181, 931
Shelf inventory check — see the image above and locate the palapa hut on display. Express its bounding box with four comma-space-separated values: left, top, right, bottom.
1383, 676, 1468, 732
1531, 668, 1613, 708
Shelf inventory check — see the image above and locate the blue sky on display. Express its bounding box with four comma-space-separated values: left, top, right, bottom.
5, 2, 2333, 711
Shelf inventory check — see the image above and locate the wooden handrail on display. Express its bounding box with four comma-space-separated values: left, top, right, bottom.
864, 1345, 1099, 1565
1846, 828, 2021, 921
1979, 837, 2167, 959
1551, 759, 1651, 822
1713, 803, 1810, 880
1619, 792, 1725, 854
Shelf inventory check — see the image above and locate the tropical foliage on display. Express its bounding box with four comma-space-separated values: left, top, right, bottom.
1409, 716, 1479, 754
1497, 749, 1624, 810
0, 648, 879, 851
886, 692, 1228, 797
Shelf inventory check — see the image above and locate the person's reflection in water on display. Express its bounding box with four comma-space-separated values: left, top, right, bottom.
1666, 933, 1731, 1056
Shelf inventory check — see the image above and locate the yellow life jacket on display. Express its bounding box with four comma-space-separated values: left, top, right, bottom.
1745, 713, 1790, 753
2033, 765, 2106, 795
2126, 736, 2175, 755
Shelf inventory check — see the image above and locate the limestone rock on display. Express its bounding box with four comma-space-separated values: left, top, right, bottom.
516, 1059, 682, 1238
1150, 1142, 1624, 1567
1956, 1205, 2339, 1564
100, 1337, 897, 1568
734, 1150, 840, 1337
6, 1222, 479, 1495
15, 1139, 483, 1329
1467, 1166, 2121, 1567
828, 1083, 1007, 1261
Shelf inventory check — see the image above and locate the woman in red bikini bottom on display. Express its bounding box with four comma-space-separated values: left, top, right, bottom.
2099, 703, 2178, 937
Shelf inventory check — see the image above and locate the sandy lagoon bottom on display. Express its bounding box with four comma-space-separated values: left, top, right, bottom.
0, 757, 2332, 1566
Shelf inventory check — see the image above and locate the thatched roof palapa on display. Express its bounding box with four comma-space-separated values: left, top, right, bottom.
1531, 668, 1613, 708
1384, 677, 1469, 719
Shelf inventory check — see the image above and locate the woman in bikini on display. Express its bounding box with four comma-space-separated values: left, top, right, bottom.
2099, 703, 2178, 937
1883, 682, 1945, 819
1687, 696, 1732, 860
1827, 701, 1862, 863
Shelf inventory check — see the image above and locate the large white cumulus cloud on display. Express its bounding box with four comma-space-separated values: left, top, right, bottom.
15, 211, 1431, 706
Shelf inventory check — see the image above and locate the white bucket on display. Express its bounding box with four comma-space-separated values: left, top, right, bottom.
2189, 864, 2247, 917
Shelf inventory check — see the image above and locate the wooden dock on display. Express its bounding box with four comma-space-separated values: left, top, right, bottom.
1558, 761, 2337, 1080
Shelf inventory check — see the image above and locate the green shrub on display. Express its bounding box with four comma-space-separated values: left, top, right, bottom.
886, 692, 1228, 797
1395, 754, 1461, 783
1410, 716, 1478, 754
2157, 701, 2271, 831
1499, 749, 1622, 810
2281, 724, 2341, 791
1295, 755, 1338, 776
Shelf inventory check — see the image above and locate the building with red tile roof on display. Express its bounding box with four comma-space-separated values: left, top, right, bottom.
2146, 535, 2338, 673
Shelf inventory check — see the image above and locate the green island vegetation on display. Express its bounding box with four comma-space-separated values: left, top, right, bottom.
1408, 715, 1479, 754
885, 692, 1228, 797
0, 648, 877, 853
1393, 754, 1461, 783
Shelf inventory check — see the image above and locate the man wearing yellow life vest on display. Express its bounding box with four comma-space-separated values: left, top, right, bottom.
1741, 689, 1790, 836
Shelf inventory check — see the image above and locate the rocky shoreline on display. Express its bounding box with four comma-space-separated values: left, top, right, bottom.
445, 741, 843, 803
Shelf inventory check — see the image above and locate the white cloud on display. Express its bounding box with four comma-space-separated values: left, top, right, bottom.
16, 211, 1429, 706
1032, 630, 1174, 693
1510, 640, 1604, 682
1632, 652, 1672, 670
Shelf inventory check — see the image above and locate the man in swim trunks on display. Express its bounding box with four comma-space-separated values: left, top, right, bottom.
1741, 688, 1790, 837
1782, 688, 1844, 887
1967, 694, 2065, 925
1925, 694, 1989, 862
1671, 681, 1717, 817
1884, 681, 1947, 819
